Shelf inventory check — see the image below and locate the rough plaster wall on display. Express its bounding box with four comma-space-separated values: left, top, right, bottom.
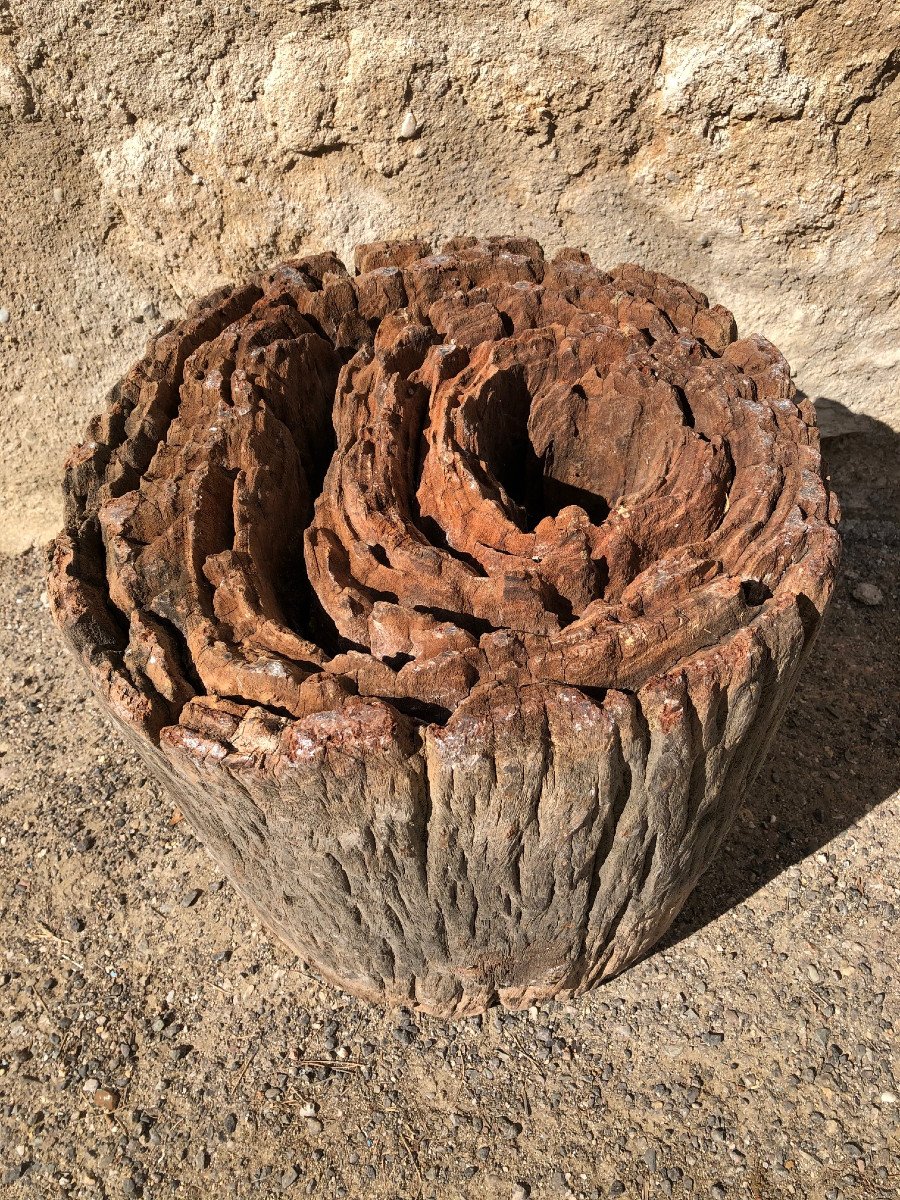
0, 0, 897, 552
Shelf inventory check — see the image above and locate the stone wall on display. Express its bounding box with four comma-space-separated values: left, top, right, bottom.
1, 0, 897, 551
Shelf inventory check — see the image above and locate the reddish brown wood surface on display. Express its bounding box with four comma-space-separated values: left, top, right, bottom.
49, 238, 840, 1015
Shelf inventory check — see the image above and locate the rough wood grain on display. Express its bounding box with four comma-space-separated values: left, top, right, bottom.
48, 237, 840, 1016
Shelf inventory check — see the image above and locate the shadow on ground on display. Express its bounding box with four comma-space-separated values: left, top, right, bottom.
663, 401, 900, 950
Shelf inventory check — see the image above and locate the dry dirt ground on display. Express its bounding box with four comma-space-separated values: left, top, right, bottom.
0, 414, 897, 1198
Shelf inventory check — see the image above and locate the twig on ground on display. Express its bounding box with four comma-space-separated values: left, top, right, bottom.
230, 1043, 259, 1096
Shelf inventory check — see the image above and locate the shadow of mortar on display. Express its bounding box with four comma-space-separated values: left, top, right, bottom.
660, 400, 900, 952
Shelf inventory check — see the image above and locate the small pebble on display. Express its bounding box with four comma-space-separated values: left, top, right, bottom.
398, 111, 418, 139
92, 1087, 120, 1112
181, 888, 202, 908
850, 581, 883, 606
0, 308, 9, 325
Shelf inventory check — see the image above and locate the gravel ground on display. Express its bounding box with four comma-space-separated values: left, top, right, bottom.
0, 418, 897, 1200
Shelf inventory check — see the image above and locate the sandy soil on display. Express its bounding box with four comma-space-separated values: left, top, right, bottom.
0, 415, 897, 1199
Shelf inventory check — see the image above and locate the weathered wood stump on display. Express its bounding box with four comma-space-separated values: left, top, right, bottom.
49, 238, 840, 1016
